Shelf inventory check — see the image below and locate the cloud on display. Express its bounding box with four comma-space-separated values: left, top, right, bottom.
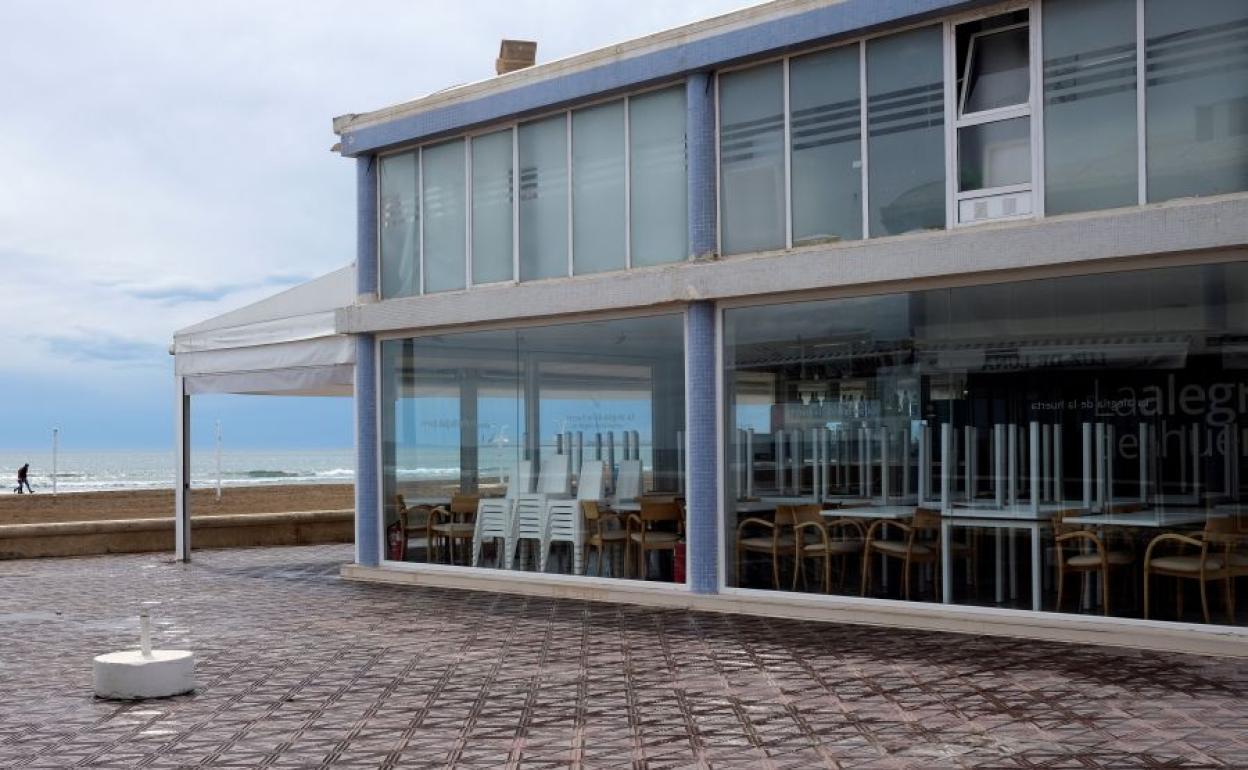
107, 273, 314, 304
41, 333, 166, 366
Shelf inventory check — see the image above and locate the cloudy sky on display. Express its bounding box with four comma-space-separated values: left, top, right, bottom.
0, 0, 750, 451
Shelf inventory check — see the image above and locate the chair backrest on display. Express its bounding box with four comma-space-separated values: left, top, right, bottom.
615, 459, 642, 500
539, 456, 571, 495
449, 494, 480, 515
911, 507, 942, 531
503, 461, 533, 499
581, 500, 603, 522
639, 499, 682, 523
577, 462, 606, 502
1204, 515, 1243, 548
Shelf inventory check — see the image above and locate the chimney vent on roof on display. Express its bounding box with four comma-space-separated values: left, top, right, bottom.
496, 39, 537, 75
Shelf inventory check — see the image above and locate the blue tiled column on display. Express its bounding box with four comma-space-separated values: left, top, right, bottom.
685, 302, 719, 593
687, 72, 717, 260
685, 74, 719, 593
355, 156, 380, 566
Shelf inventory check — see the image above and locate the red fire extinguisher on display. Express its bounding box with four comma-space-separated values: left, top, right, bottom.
386, 521, 405, 561
674, 540, 687, 584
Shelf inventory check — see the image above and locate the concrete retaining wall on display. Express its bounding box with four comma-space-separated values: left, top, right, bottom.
0, 510, 353, 560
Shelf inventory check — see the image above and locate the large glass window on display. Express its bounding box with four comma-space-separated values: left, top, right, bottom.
790, 46, 863, 245
471, 130, 514, 285
381, 314, 687, 583
422, 140, 467, 293
630, 87, 688, 266
379, 152, 419, 299
518, 115, 570, 281
1043, 0, 1139, 215
1145, 0, 1248, 202
572, 101, 626, 275
867, 26, 946, 236
724, 261, 1248, 628
719, 62, 786, 255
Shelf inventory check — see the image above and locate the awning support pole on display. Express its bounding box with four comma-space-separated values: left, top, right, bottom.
174, 376, 191, 562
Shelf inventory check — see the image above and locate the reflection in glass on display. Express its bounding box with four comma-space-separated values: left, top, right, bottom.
723, 261, 1248, 628
1043, 0, 1138, 215
1145, 0, 1248, 202
380, 152, 419, 299
381, 314, 687, 582
629, 87, 688, 266
422, 140, 467, 293
867, 26, 946, 236
572, 101, 626, 275
472, 130, 514, 285
719, 63, 786, 254
519, 115, 570, 281
958, 117, 1031, 191
790, 47, 862, 245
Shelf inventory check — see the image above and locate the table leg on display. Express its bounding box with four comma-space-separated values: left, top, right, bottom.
1030, 523, 1041, 612
995, 527, 1004, 604
941, 520, 952, 604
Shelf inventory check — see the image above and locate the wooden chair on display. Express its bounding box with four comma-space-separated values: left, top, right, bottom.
861, 508, 971, 601
396, 494, 434, 561
1144, 516, 1244, 624
735, 506, 798, 589
581, 500, 628, 578
429, 494, 479, 565
626, 500, 683, 580
789, 504, 864, 593
1052, 511, 1135, 616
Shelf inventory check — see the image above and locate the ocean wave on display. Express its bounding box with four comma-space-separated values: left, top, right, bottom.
240, 470, 301, 479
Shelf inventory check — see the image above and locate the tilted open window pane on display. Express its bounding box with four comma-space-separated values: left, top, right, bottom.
719, 63, 786, 255
379, 152, 419, 299
961, 25, 1030, 115
519, 115, 570, 281
572, 101, 626, 275
867, 26, 946, 236
422, 140, 467, 293
471, 130, 514, 285
790, 46, 863, 245
1043, 0, 1139, 215
1145, 0, 1248, 202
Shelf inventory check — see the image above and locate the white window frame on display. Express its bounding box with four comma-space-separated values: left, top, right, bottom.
947, 4, 1039, 226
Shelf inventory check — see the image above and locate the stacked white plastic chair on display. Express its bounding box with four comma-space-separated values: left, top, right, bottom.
471, 460, 532, 568
614, 459, 642, 503
509, 457, 571, 570
541, 461, 606, 575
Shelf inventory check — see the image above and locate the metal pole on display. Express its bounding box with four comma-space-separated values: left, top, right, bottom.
51, 427, 59, 496
215, 420, 223, 502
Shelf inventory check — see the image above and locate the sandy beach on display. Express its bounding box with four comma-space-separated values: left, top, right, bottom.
0, 484, 355, 526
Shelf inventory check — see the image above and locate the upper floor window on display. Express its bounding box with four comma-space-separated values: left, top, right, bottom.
953, 10, 1034, 225
377, 86, 688, 300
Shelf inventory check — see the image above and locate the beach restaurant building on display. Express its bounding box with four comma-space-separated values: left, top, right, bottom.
175, 0, 1248, 653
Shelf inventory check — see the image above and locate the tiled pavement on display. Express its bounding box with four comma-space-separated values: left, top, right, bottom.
0, 546, 1245, 769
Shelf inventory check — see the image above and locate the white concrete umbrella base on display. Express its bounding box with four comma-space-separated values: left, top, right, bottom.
93, 650, 196, 700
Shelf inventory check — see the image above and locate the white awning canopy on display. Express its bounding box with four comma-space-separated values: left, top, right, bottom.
172, 266, 356, 396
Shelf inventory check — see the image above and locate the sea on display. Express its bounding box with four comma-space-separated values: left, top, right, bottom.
0, 449, 355, 495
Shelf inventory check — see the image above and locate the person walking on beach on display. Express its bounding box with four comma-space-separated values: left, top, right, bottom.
14, 463, 33, 494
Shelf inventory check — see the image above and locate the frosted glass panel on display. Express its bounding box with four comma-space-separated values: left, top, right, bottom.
1145, 0, 1248, 202
790, 47, 862, 245
719, 63, 786, 255
867, 26, 946, 236
630, 87, 687, 266
958, 117, 1031, 191
572, 101, 626, 275
379, 152, 419, 299
1044, 0, 1138, 215
519, 116, 569, 281
472, 130, 514, 285
962, 26, 1029, 114
422, 140, 466, 293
